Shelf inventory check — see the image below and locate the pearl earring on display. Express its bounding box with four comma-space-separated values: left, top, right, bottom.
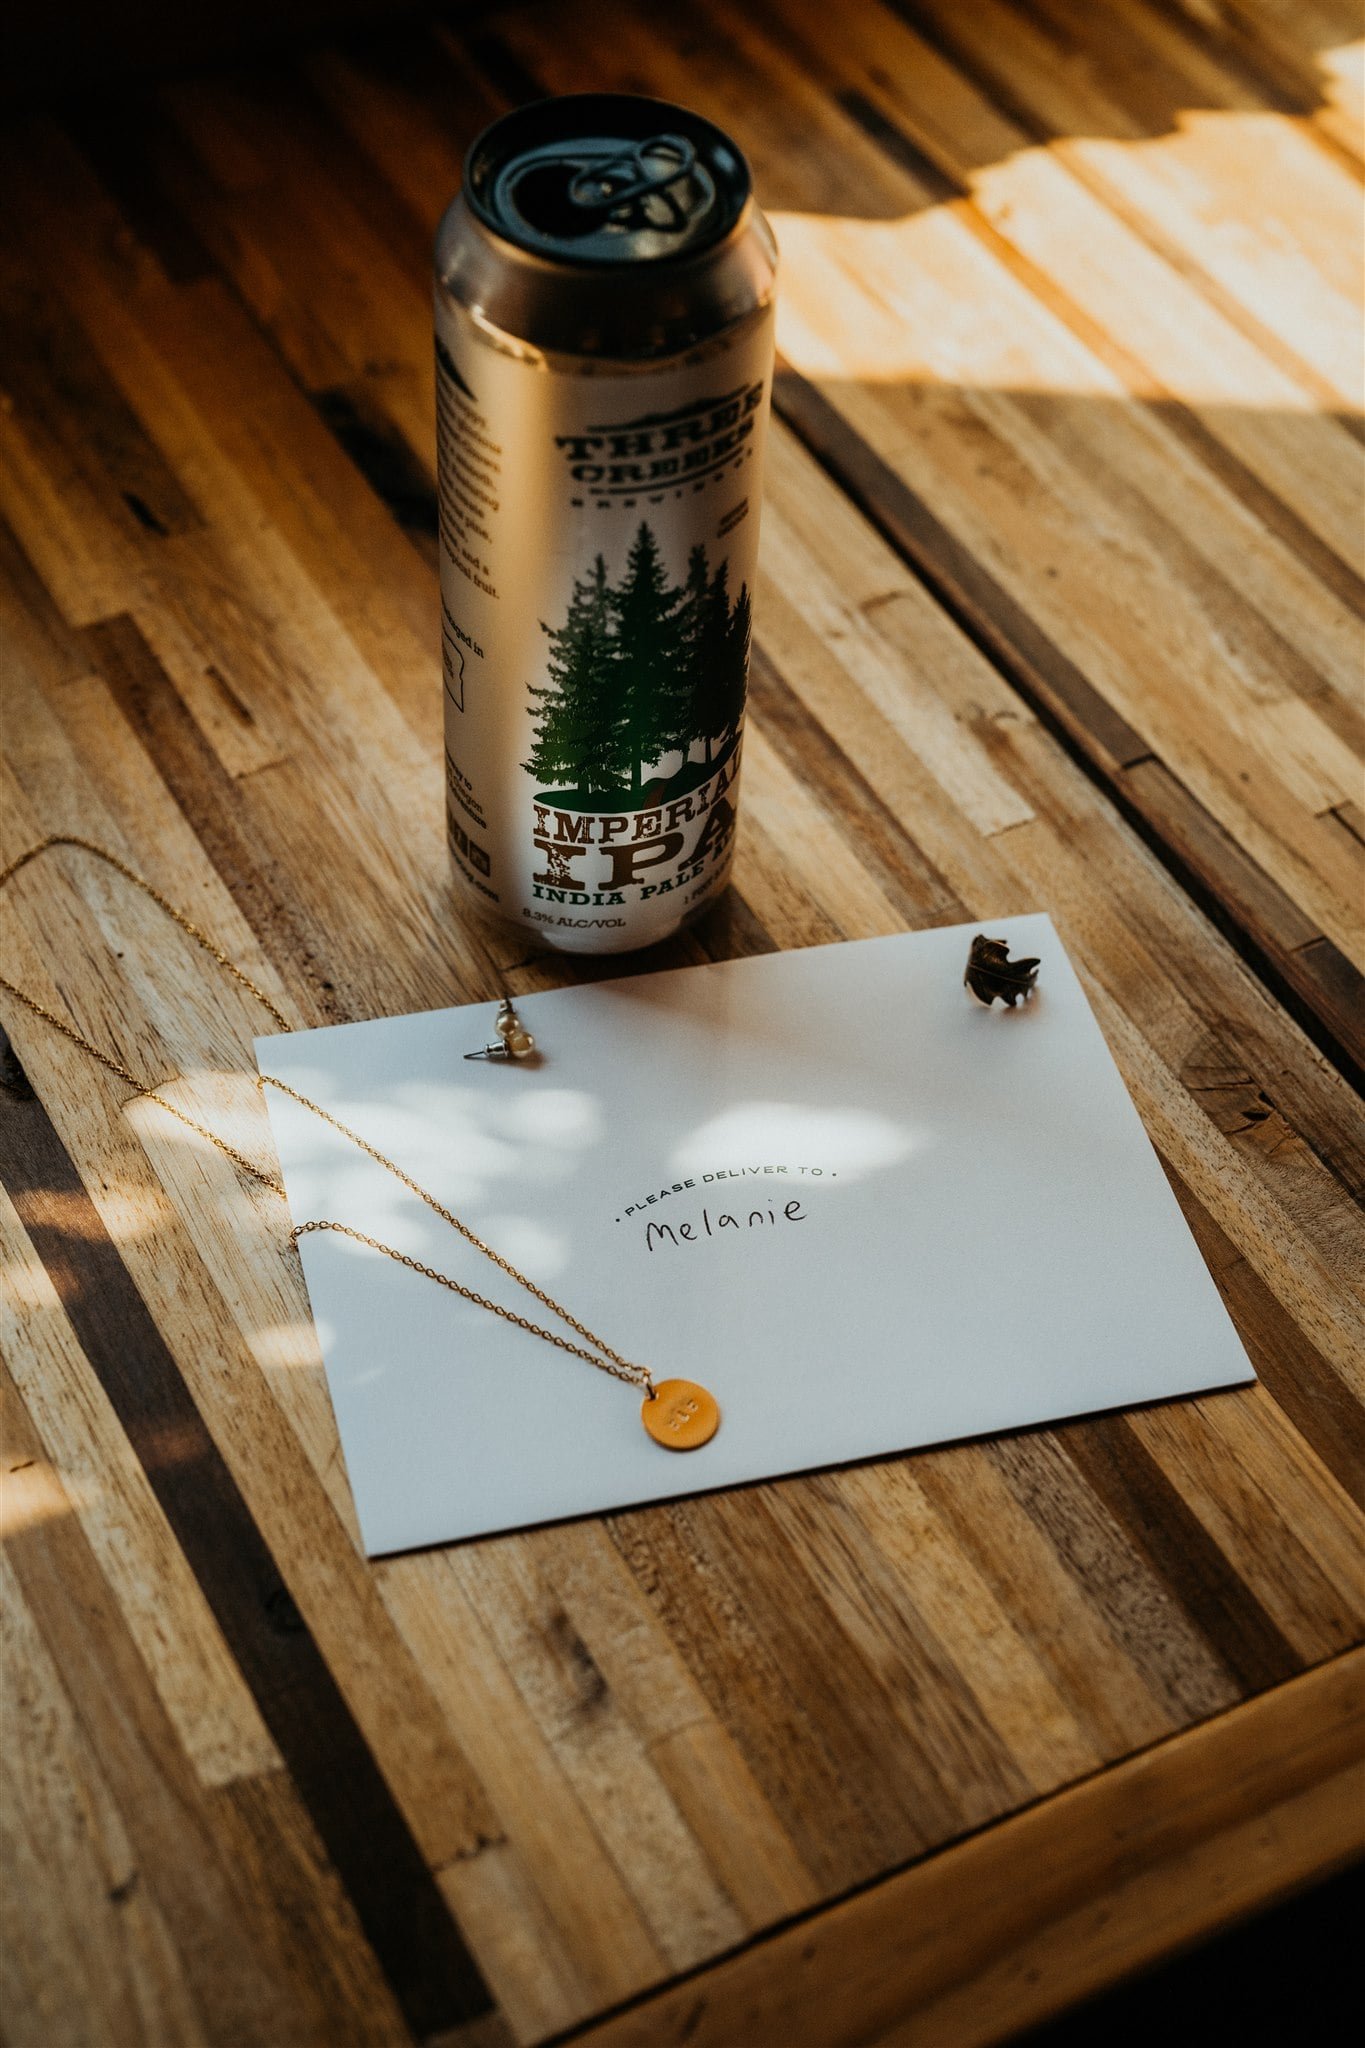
465, 997, 537, 1062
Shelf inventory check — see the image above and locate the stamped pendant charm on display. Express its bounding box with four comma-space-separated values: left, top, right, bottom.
642, 1378, 720, 1450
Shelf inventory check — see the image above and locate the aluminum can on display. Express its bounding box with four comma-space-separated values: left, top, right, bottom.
434, 94, 777, 953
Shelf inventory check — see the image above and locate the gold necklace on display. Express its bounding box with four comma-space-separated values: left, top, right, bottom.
0, 837, 719, 1451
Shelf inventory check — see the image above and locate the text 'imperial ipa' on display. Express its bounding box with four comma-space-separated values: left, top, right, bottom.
434, 95, 777, 952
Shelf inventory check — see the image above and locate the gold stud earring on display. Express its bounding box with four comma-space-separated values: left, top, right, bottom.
465, 996, 537, 1061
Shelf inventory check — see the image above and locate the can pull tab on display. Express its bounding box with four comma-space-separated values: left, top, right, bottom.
565, 135, 697, 231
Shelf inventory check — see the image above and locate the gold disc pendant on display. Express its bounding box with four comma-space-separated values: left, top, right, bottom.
642, 1378, 720, 1450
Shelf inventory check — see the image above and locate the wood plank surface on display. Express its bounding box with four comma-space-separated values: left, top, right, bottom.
568, 1647, 1365, 2048
1, 3, 1361, 2044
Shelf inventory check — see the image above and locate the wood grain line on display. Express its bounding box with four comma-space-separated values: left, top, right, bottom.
983, 1433, 1239, 1727
767, 368, 1157, 774
1053, 1413, 1303, 1694
0, 234, 203, 545
1134, 0, 1345, 122
685, 882, 782, 965
83, 612, 353, 1027
455, 28, 546, 118
746, 643, 969, 930
889, 0, 1365, 427
834, 85, 1365, 615
0, 1050, 496, 2042
833, 86, 959, 203
1161, 1160, 1365, 1508
1, 1381, 303, 2047
313, 384, 439, 568
62, 95, 216, 286
1122, 760, 1365, 1076
0, 514, 92, 690
557, 1646, 1365, 2048
771, 365, 1365, 1086
1176, 0, 1365, 172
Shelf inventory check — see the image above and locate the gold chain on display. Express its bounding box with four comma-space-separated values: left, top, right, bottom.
0, 836, 294, 1033
0, 838, 290, 1188
263, 1073, 650, 1388
0, 836, 654, 1396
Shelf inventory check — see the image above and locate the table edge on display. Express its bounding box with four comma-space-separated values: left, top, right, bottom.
543, 1646, 1364, 2048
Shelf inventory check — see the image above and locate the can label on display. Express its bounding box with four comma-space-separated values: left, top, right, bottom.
435, 298, 773, 951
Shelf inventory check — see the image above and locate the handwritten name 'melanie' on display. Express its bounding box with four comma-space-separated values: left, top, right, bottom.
646, 1199, 807, 1252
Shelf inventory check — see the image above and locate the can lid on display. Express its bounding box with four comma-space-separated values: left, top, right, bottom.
464, 94, 752, 267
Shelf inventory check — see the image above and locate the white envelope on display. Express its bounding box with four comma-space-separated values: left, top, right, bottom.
256, 914, 1254, 1555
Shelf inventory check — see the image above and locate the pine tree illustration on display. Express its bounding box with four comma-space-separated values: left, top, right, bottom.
671, 543, 712, 758
720, 581, 752, 750
523, 555, 624, 797
686, 556, 735, 765
527, 526, 752, 805
613, 523, 681, 798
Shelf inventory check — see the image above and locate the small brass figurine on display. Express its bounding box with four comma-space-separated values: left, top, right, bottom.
964, 934, 1040, 1008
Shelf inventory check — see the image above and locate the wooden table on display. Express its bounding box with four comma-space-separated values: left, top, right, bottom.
2, 3, 1362, 2042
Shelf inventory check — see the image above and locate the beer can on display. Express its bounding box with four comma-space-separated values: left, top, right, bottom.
434, 94, 777, 953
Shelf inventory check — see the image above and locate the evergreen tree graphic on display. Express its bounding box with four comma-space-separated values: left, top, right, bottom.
722, 582, 752, 748
688, 557, 734, 767
522, 555, 624, 795
525, 521, 752, 806
612, 523, 681, 800
671, 543, 712, 755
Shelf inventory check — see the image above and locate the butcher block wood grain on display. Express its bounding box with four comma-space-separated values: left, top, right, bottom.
0, 3, 1361, 2045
